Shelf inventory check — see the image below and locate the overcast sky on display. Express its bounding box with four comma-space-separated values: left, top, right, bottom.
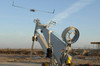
0, 0, 100, 49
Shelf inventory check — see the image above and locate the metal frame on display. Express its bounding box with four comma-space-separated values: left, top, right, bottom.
33, 19, 79, 66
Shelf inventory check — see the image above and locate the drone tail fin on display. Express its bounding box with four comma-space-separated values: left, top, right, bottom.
52, 9, 55, 14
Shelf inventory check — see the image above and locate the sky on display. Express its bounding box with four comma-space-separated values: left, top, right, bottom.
0, 0, 100, 49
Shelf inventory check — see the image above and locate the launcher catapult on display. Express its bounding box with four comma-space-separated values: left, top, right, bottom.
31, 19, 79, 66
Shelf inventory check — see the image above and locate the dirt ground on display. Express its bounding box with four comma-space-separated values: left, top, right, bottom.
0, 62, 41, 66
0, 49, 100, 66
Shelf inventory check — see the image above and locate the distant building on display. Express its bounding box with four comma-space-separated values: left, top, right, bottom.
91, 42, 100, 49
98, 44, 100, 49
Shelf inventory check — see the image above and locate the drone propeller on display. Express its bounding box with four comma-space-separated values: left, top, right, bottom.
12, 1, 55, 14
